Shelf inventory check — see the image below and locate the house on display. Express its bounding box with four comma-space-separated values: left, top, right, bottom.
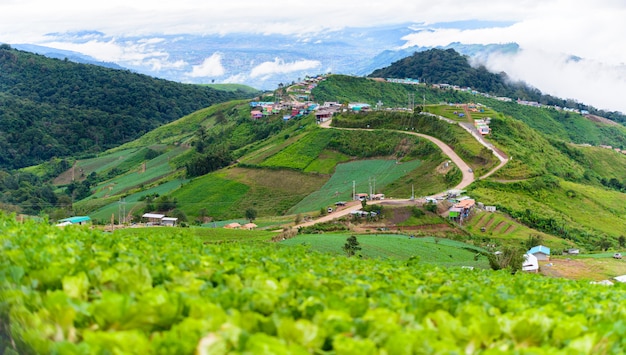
250, 110, 263, 119
241, 223, 257, 230
315, 109, 334, 123
224, 222, 241, 229
56, 216, 91, 226
485, 206, 497, 212
522, 253, 539, 272
371, 193, 385, 200
454, 199, 475, 216
528, 245, 551, 261
161, 217, 178, 227
142, 213, 165, 225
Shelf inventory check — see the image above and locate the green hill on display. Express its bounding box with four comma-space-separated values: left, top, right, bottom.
5, 72, 626, 253
369, 48, 626, 125
0, 46, 257, 169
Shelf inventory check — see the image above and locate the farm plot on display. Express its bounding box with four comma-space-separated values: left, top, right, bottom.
280, 233, 487, 267
288, 159, 422, 214
259, 129, 335, 170
89, 146, 188, 199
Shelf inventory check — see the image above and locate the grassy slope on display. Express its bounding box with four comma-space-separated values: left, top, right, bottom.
201, 83, 260, 94
465, 211, 574, 250
171, 167, 328, 220
469, 179, 626, 245
110, 100, 250, 151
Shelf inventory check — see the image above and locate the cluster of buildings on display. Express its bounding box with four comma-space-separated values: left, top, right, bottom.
474, 118, 491, 135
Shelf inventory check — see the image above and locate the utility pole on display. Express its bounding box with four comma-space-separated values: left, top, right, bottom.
407, 93, 415, 111
352, 180, 356, 201
118, 198, 126, 224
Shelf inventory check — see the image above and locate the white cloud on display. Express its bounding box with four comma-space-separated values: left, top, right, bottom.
481, 49, 626, 113
250, 58, 321, 79
3, 0, 626, 111
187, 53, 226, 78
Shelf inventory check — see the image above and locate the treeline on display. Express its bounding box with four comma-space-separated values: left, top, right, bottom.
369, 48, 626, 124
0, 45, 256, 169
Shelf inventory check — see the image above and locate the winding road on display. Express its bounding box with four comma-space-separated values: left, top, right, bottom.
294, 117, 508, 228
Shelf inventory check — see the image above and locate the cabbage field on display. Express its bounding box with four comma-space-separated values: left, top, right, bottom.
1, 213, 626, 354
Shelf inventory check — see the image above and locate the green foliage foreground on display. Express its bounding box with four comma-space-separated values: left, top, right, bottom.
2, 214, 626, 354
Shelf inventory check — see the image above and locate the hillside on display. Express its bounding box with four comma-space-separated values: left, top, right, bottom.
369, 48, 626, 125
5, 72, 624, 253
0, 45, 257, 169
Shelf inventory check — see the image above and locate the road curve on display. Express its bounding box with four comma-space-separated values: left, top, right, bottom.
292, 118, 506, 229
318, 119, 474, 191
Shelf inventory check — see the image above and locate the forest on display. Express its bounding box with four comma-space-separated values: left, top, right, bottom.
0, 45, 256, 170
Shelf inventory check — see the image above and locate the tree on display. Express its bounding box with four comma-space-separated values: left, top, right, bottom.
487, 246, 525, 274
343, 235, 362, 257
245, 208, 257, 222
171, 209, 187, 222
619, 236, 626, 248
524, 234, 544, 250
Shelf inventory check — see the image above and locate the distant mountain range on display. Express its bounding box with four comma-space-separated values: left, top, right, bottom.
8, 25, 520, 91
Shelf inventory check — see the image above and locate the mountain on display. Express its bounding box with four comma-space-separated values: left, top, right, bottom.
14, 26, 520, 91
0, 45, 258, 169
369, 48, 626, 125
11, 43, 126, 70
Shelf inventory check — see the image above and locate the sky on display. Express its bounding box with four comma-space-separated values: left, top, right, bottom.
2, 0, 626, 112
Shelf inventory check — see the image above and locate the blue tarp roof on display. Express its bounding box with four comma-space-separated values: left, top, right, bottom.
528, 245, 550, 255
58, 216, 91, 224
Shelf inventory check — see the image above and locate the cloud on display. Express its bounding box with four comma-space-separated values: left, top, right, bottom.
249, 58, 321, 79
480, 49, 626, 113
187, 53, 226, 78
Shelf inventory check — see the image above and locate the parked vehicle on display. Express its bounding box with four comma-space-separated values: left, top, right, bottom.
614, 253, 622, 259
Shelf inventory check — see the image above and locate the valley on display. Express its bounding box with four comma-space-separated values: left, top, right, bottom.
3, 46, 626, 354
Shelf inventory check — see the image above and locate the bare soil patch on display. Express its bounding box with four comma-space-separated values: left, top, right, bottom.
585, 114, 619, 126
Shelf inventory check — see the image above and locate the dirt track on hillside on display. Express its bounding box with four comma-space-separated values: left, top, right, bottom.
293, 119, 506, 229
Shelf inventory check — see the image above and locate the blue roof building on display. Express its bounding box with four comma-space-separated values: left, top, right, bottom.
527, 245, 550, 261
57, 216, 91, 226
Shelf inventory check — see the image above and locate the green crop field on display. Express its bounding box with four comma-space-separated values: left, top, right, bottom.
112, 224, 277, 243
303, 150, 351, 174
280, 233, 487, 267
88, 146, 188, 199
288, 159, 423, 214
5, 213, 626, 353
260, 129, 335, 170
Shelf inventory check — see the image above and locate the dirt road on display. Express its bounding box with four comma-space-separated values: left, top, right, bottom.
293, 118, 506, 228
